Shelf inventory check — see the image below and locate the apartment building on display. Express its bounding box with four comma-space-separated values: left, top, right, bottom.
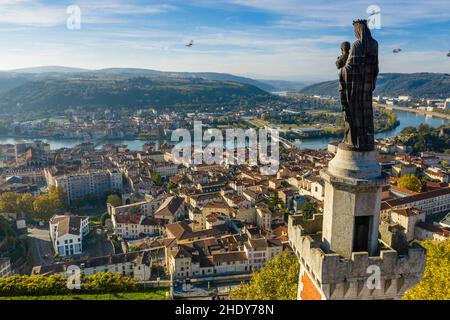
299, 175, 325, 202
154, 196, 186, 224
424, 168, 449, 183
111, 213, 162, 240
168, 246, 249, 279
167, 235, 250, 279
49, 214, 89, 257
243, 238, 283, 271
381, 187, 450, 216
107, 197, 164, 218
165, 221, 230, 243
188, 201, 231, 231
45, 167, 123, 205
151, 161, 179, 177
386, 207, 426, 242
167, 233, 283, 279
32, 250, 153, 281
256, 204, 272, 231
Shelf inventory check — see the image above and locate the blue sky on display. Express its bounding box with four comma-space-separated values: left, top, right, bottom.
0, 0, 449, 81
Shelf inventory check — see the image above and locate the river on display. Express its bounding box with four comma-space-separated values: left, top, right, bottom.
0, 110, 448, 151
295, 109, 449, 149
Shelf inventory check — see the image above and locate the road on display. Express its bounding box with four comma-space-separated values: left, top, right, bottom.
28, 227, 54, 267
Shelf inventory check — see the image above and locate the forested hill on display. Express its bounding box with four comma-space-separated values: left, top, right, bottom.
0, 77, 276, 117
3, 67, 276, 92
299, 73, 450, 98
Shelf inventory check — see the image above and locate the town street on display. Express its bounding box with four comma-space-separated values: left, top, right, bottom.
28, 227, 53, 267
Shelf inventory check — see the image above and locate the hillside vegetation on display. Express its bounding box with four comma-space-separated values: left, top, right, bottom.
0, 77, 274, 117
299, 73, 450, 98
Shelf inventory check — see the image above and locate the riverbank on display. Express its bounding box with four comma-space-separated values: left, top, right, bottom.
383, 105, 450, 121
283, 108, 399, 141
1, 109, 449, 151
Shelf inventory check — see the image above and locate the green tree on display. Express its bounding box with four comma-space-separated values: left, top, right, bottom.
82, 272, 137, 293
400, 126, 418, 135
107, 194, 122, 207
0, 272, 137, 296
0, 274, 68, 297
151, 172, 163, 186
0, 192, 21, 213
48, 185, 67, 209
18, 193, 35, 215
300, 201, 317, 219
397, 174, 422, 192
229, 250, 299, 300
32, 190, 65, 221
268, 193, 282, 211
403, 240, 450, 300
167, 181, 176, 192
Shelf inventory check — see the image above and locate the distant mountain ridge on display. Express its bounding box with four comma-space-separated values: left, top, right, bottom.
0, 76, 276, 117
4, 66, 278, 92
299, 73, 450, 98
256, 79, 308, 91
9, 66, 88, 74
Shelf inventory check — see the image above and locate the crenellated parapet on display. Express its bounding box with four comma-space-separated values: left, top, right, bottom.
288, 214, 426, 300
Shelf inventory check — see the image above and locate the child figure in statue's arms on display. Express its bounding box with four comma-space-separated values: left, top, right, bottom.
337, 41, 351, 143
336, 41, 351, 112
336, 41, 351, 69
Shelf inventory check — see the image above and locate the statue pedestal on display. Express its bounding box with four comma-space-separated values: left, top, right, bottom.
327, 144, 381, 179
320, 145, 386, 258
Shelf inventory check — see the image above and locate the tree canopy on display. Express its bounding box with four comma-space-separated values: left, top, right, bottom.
229, 250, 299, 300
0, 186, 67, 221
395, 124, 450, 154
32, 186, 67, 221
151, 172, 163, 187
403, 240, 450, 300
0, 272, 137, 297
299, 200, 317, 219
106, 194, 122, 207
397, 174, 422, 192
0, 193, 23, 213
268, 193, 282, 211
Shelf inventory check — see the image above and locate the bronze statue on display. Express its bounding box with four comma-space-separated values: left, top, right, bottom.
337, 20, 379, 152
337, 41, 351, 136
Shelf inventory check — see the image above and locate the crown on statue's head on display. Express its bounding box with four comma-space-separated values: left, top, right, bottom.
353, 19, 368, 26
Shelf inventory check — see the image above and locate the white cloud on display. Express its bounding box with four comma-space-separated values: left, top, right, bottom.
0, 0, 176, 27
78, 1, 177, 16
222, 0, 450, 28
0, 1, 66, 26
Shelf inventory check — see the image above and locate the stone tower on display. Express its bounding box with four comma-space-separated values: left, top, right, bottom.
321, 147, 385, 259
288, 19, 426, 300
288, 146, 426, 300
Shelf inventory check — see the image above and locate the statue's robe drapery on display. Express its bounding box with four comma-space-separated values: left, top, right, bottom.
341, 25, 379, 152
